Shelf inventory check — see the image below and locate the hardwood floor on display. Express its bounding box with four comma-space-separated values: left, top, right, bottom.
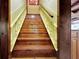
11, 57, 57, 59
11, 14, 57, 58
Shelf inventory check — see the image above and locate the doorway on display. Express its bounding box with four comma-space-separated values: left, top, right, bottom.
9, 0, 58, 59
0, 0, 71, 59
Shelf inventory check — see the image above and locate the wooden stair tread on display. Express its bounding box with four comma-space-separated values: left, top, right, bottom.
24, 20, 42, 23
23, 21, 43, 24
11, 57, 57, 59
23, 22, 43, 25
21, 29, 46, 31
16, 40, 51, 45
20, 29, 47, 34
11, 58, 34, 59
17, 37, 50, 41
23, 23, 43, 25
14, 45, 54, 50
22, 25, 45, 28
22, 26, 45, 29
11, 15, 57, 58
12, 50, 56, 57
18, 34, 49, 38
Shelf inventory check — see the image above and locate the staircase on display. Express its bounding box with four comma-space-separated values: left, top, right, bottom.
11, 15, 57, 58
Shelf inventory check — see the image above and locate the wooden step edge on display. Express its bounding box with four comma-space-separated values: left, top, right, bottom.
14, 45, 54, 50
17, 38, 50, 41
12, 49, 57, 57
11, 57, 57, 59
16, 40, 52, 45
18, 33, 49, 38
19, 32, 48, 34
16, 39, 51, 42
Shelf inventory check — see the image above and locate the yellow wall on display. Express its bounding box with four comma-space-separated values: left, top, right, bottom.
39, 0, 59, 51
28, 5, 40, 14
9, 0, 27, 52
40, 0, 58, 16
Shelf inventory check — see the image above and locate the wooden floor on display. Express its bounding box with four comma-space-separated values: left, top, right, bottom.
11, 57, 57, 59
11, 14, 57, 59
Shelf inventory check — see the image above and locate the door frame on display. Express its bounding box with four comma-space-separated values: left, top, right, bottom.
0, 0, 71, 59
0, 0, 8, 59
58, 0, 71, 59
